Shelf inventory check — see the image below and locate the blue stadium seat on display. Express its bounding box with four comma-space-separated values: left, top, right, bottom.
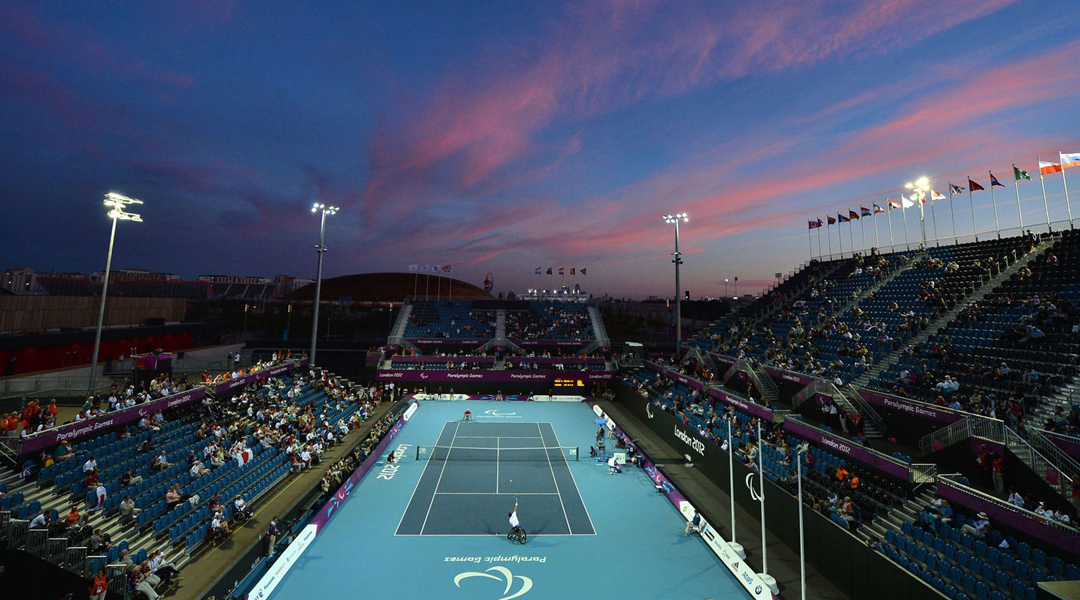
974, 582, 989, 600
1050, 557, 1064, 577
1033, 549, 1047, 568
962, 574, 975, 593
994, 570, 1009, 590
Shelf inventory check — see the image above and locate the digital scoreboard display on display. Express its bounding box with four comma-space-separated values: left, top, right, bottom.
553, 379, 584, 387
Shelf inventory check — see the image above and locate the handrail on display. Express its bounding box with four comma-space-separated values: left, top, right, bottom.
919, 418, 975, 455
938, 474, 1080, 538
1004, 427, 1078, 507
834, 383, 885, 434
910, 463, 937, 485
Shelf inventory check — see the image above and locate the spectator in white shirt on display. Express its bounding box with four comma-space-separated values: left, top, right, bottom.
83, 456, 98, 473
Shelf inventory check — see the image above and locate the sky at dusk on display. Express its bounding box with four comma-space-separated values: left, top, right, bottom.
1, 1, 1079, 299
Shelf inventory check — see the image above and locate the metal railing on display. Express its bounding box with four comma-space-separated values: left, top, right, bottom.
910, 463, 938, 487
835, 384, 886, 435
1003, 428, 1077, 508
938, 473, 1080, 538
918, 416, 981, 455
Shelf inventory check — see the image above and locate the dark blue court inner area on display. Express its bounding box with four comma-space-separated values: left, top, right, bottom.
397, 421, 594, 536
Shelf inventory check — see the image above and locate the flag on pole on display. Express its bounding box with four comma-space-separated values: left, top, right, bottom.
827, 215, 836, 225
422, 264, 430, 271
968, 178, 985, 191
1061, 152, 1080, 169
838, 213, 850, 223
443, 265, 452, 272
1014, 165, 1032, 181
580, 268, 587, 276
848, 210, 860, 220
808, 219, 823, 229
950, 183, 965, 194
860, 206, 872, 217
570, 268, 576, 275
546, 267, 552, 275
431, 265, 441, 272
408, 264, 418, 272
990, 173, 1005, 187
873, 204, 885, 214
888, 200, 901, 210
1039, 160, 1062, 175
930, 189, 946, 201
535, 267, 541, 275
559, 267, 565, 275
900, 195, 915, 208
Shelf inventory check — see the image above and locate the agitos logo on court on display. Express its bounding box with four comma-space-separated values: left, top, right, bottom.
454, 566, 533, 600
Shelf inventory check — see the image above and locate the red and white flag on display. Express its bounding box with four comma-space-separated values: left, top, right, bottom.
235, 449, 253, 467
558, 267, 565, 276
1039, 160, 1062, 175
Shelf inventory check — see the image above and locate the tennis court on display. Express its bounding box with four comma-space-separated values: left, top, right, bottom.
266, 400, 741, 600
397, 421, 595, 536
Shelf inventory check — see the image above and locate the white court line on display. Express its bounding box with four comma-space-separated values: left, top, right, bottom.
419, 421, 461, 535
395, 532, 578, 537
539, 422, 574, 535
496, 436, 499, 494
395, 422, 451, 536
434, 492, 560, 496
548, 422, 597, 535
454, 436, 542, 439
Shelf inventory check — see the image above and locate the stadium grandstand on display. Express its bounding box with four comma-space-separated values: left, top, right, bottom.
3, 231, 1080, 600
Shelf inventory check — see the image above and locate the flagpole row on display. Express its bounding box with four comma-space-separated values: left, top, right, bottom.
1012, 164, 1025, 233
1062, 152, 1074, 229
967, 178, 978, 243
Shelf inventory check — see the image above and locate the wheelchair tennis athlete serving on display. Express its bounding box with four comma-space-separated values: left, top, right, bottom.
507, 496, 526, 544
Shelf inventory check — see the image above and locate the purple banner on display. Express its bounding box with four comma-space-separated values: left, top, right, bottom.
643, 362, 705, 391
214, 361, 298, 394
513, 340, 591, 348
708, 388, 774, 421
408, 339, 485, 346
309, 401, 418, 532
937, 480, 1080, 557
784, 418, 910, 480
20, 387, 207, 455
709, 353, 736, 368
856, 389, 965, 425
763, 366, 814, 387
1044, 432, 1080, 463
376, 370, 614, 383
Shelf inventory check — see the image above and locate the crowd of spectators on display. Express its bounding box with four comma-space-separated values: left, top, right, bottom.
505, 303, 593, 340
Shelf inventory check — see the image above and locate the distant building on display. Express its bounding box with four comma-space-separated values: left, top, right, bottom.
197, 274, 273, 285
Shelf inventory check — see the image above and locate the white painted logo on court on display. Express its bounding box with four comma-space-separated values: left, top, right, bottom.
483, 409, 518, 417
454, 566, 533, 600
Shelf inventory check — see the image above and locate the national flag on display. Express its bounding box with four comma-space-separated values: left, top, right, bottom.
873, 204, 885, 214
443, 265, 452, 272
968, 179, 985, 191
422, 264, 430, 272
570, 268, 576, 275
838, 213, 850, 223
808, 219, 822, 229
431, 265, 441, 272
949, 183, 965, 195
1039, 160, 1062, 175
888, 200, 901, 210
235, 449, 253, 467
860, 206, 872, 217
535, 267, 541, 275
827, 215, 836, 225
900, 196, 915, 209
793, 300, 806, 308
848, 210, 860, 220
1013, 165, 1032, 181
930, 189, 946, 201
580, 268, 587, 276
1061, 152, 1080, 169
546, 268, 552, 275
990, 173, 1005, 187
408, 264, 418, 272
559, 267, 565, 276
20, 465, 31, 479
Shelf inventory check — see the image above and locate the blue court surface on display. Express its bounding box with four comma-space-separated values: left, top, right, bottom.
269, 400, 743, 600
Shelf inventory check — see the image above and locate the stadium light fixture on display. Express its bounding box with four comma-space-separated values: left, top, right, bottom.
310, 203, 340, 365
662, 213, 688, 356
905, 177, 930, 246
89, 193, 144, 394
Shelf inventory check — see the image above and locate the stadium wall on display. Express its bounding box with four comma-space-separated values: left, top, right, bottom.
614, 382, 945, 600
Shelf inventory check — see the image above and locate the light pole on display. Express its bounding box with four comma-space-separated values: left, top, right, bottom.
724, 278, 729, 297
796, 444, 808, 600
663, 213, 688, 357
89, 192, 143, 394
906, 177, 930, 247
310, 203, 339, 366
243, 303, 250, 335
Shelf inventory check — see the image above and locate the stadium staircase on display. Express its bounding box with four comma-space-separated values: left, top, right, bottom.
386, 302, 414, 354
852, 234, 1055, 389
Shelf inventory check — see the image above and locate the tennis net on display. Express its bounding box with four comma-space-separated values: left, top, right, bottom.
414, 446, 579, 462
